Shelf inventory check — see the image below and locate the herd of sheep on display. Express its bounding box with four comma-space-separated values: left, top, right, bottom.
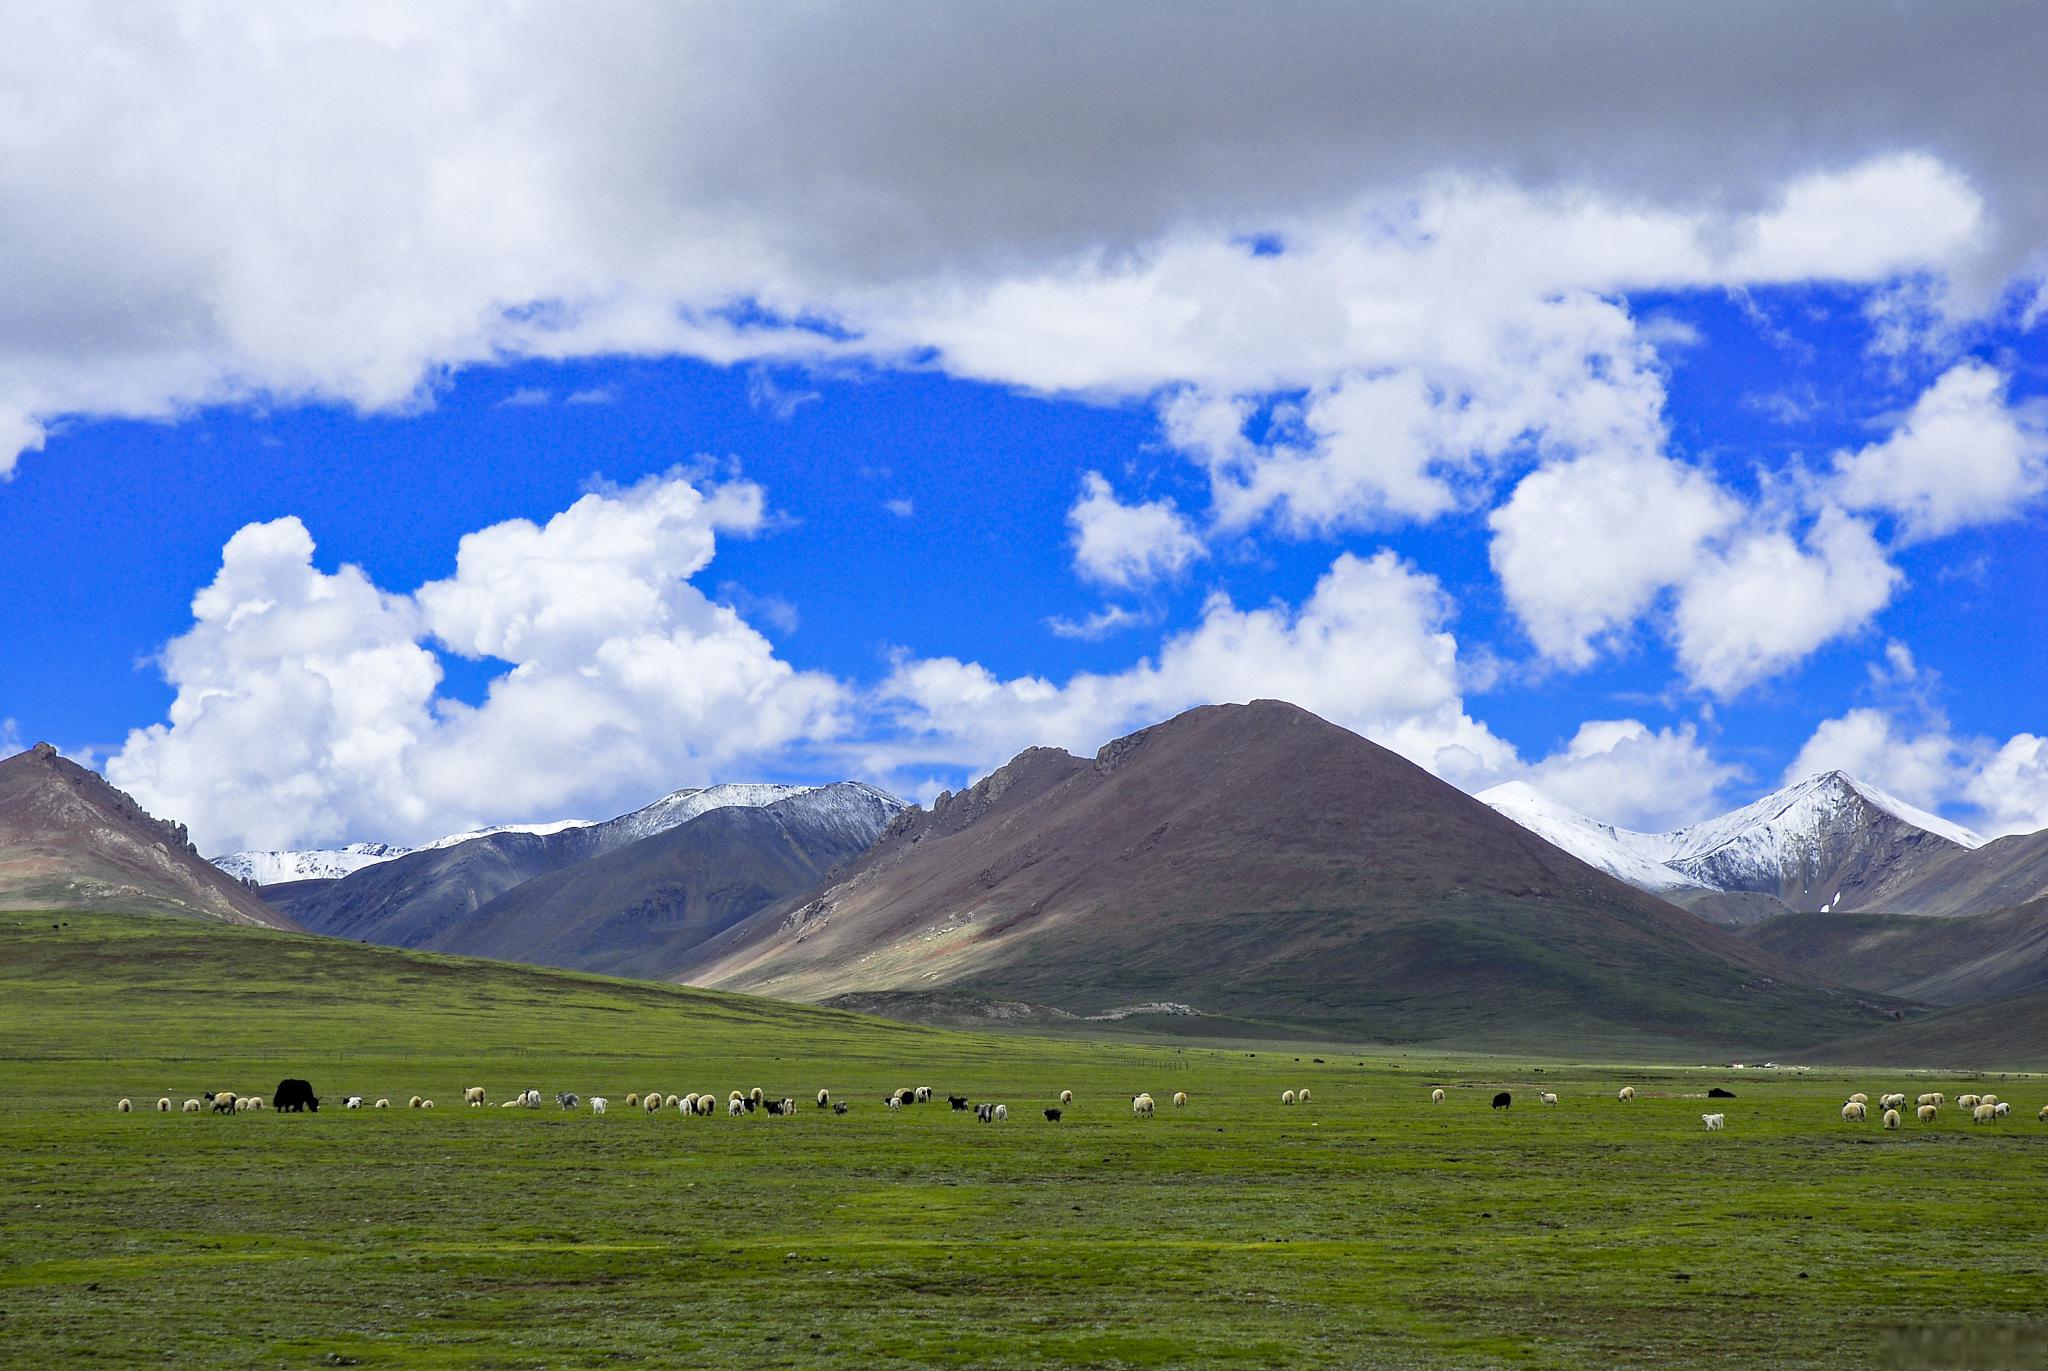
114, 1081, 2048, 1132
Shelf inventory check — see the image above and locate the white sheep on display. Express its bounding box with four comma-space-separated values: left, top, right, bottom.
1298, 1088, 1312, 1104
409, 1096, 424, 1109
1917, 1092, 1944, 1108
421, 1099, 434, 1109
750, 1087, 765, 1105
1972, 1103, 1995, 1123
375, 1098, 390, 1109
1957, 1093, 1981, 1109
1981, 1094, 2001, 1107
592, 1097, 608, 1114
1847, 1092, 1868, 1105
696, 1095, 716, 1116
1280, 1089, 1296, 1106
1133, 1093, 1155, 1117
117, 1098, 131, 1112
993, 1104, 1008, 1121
1540, 1092, 1558, 1106
346, 1096, 363, 1109
817, 1089, 830, 1108
886, 1095, 902, 1111
524, 1089, 542, 1108
248, 1096, 265, 1111
729, 1096, 746, 1116
1618, 1087, 1636, 1102
1993, 1102, 2011, 1118
1431, 1088, 1445, 1104
664, 1095, 679, 1108
1059, 1090, 1073, 1105
916, 1086, 933, 1103
1702, 1112, 1725, 1130
464, 1086, 486, 1107
2038, 1105, 2048, 1122
1841, 1101, 1867, 1122
644, 1093, 662, 1114
625, 1093, 641, 1108
1173, 1091, 1188, 1108
157, 1097, 171, 1112
182, 1098, 201, 1112
1883, 1109, 1901, 1130
1917, 1104, 1938, 1123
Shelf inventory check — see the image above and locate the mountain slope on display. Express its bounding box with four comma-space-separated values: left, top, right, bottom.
213, 820, 596, 884
0, 743, 293, 928
425, 785, 904, 977
1739, 899, 2048, 1006
1802, 982, 2048, 1070
679, 702, 1891, 1052
1852, 828, 2048, 917
275, 780, 901, 952
1478, 782, 1709, 894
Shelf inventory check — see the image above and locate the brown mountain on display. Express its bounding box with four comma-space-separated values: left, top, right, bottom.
1863, 828, 2048, 917
677, 701, 1893, 1052
1740, 898, 2048, 1006
0, 743, 292, 928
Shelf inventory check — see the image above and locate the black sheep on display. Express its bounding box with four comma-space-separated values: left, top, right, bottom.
949, 1095, 969, 1111
273, 1078, 319, 1113
1491, 1091, 1512, 1110
1043, 1108, 1062, 1123
832, 1101, 849, 1115
764, 1099, 787, 1116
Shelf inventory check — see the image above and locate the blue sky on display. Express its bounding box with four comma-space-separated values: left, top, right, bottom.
0, 8, 2044, 854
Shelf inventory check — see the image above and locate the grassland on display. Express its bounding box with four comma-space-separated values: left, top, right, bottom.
2, 912, 2046, 1369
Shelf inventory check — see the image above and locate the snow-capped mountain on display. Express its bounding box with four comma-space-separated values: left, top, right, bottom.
211, 822, 593, 885
589, 783, 820, 850
1483, 771, 1985, 915
1477, 782, 1709, 894
419, 819, 596, 851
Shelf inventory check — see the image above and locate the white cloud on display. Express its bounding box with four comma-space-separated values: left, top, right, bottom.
564, 387, 616, 406
105, 474, 845, 852
883, 497, 915, 518
1784, 707, 2048, 839
1671, 507, 1901, 697
1521, 719, 1741, 831
498, 387, 551, 408
1964, 735, 2048, 838
1831, 362, 2048, 541
1067, 472, 1205, 588
1046, 604, 1153, 641
873, 549, 1515, 789
1488, 448, 1740, 667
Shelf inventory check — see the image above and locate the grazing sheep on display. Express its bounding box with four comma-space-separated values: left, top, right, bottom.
949, 1095, 970, 1111
1059, 1090, 1073, 1105
683, 1093, 699, 1112
1431, 1088, 1446, 1104
644, 1094, 662, 1114
1492, 1092, 1512, 1109
1298, 1089, 1312, 1104
1982, 1094, 2001, 1107
558, 1093, 581, 1111
817, 1089, 830, 1108
156, 1098, 171, 1112
1280, 1090, 1296, 1106
886, 1095, 902, 1111
182, 1099, 201, 1112
625, 1093, 641, 1108
1848, 1093, 1868, 1105
375, 1099, 390, 1109
524, 1089, 542, 1108
1972, 1103, 1996, 1124
464, 1087, 486, 1107
117, 1098, 131, 1113
1540, 1092, 1558, 1106
409, 1096, 424, 1109
1133, 1093, 1155, 1117
1883, 1109, 1901, 1130
2037, 1105, 2048, 1122
421, 1100, 434, 1109
696, 1095, 716, 1116
233, 1097, 249, 1112
1918, 1093, 1944, 1107
1957, 1094, 1981, 1109
664, 1095, 679, 1108
765, 1098, 788, 1116
1173, 1091, 1189, 1108
592, 1097, 608, 1114
1702, 1113, 1725, 1131
915, 1086, 933, 1103
750, 1087, 765, 1106
1917, 1104, 1939, 1123
722, 1097, 741, 1116
976, 1103, 995, 1122
893, 1088, 916, 1106
832, 1102, 849, 1115
346, 1096, 363, 1109
211, 1093, 237, 1114
1617, 1087, 1636, 1102
993, 1104, 1008, 1121
248, 1096, 266, 1111
1044, 1108, 1062, 1122
1879, 1093, 1906, 1110
1842, 1101, 1867, 1122
1993, 1102, 2011, 1118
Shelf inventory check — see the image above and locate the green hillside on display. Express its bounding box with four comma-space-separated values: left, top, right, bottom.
4, 911, 2047, 1370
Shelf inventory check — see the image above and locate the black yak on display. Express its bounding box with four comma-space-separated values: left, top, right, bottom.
273, 1079, 319, 1113
1491, 1091, 1511, 1110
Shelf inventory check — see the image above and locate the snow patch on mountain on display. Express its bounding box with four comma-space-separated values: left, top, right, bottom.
210, 842, 412, 884
420, 819, 596, 851
1479, 783, 1708, 893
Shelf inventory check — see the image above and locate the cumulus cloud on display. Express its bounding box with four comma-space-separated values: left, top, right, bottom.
1520, 719, 1742, 832
1785, 707, 2048, 838
1964, 735, 2048, 838
105, 474, 844, 852
1067, 472, 1205, 588
1831, 362, 2048, 540
1046, 604, 1153, 641
873, 549, 1516, 788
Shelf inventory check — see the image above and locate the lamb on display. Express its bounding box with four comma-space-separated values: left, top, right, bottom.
1617, 1087, 1636, 1102
1043, 1108, 1062, 1122
346, 1096, 363, 1109
557, 1092, 580, 1110
832, 1102, 849, 1115
1173, 1091, 1188, 1108
182, 1099, 202, 1112
1539, 1092, 1558, 1106
592, 1097, 608, 1114
1431, 1089, 1446, 1104
464, 1087, 486, 1107
1133, 1093, 1155, 1117
1883, 1109, 1901, 1130
1280, 1090, 1296, 1106
525, 1089, 542, 1108
1841, 1101, 1867, 1122
887, 1094, 902, 1111
1059, 1090, 1073, 1105
729, 1097, 745, 1116
1702, 1113, 1725, 1130
117, 1098, 131, 1112
817, 1089, 830, 1108
976, 1103, 995, 1122
1972, 1103, 1996, 1123
157, 1098, 171, 1112
1917, 1104, 1939, 1123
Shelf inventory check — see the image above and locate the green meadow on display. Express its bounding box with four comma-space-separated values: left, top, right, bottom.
2, 912, 2044, 1369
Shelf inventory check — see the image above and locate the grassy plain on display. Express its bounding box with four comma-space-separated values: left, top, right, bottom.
2, 912, 2045, 1369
